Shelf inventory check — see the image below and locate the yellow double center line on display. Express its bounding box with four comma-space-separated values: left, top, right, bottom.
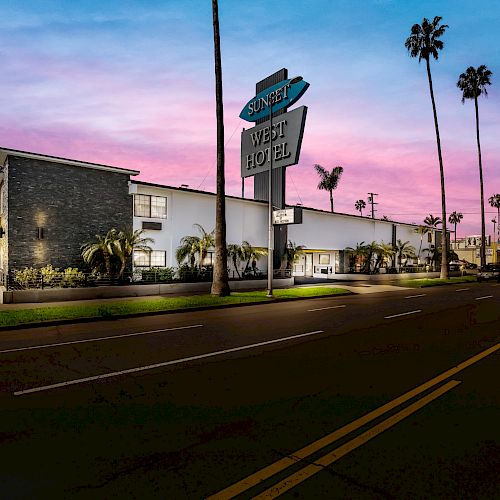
207, 343, 499, 499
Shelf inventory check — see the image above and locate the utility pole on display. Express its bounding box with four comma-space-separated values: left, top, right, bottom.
367, 193, 378, 219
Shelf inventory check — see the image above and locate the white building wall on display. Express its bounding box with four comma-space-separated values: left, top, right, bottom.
132, 183, 267, 271
131, 182, 423, 276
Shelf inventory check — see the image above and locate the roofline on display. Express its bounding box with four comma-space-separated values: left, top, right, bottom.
132, 180, 421, 228
0, 147, 140, 176
132, 180, 268, 205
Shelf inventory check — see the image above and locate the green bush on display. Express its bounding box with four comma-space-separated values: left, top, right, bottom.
141, 267, 176, 282
14, 267, 40, 288
40, 265, 61, 287
61, 267, 86, 288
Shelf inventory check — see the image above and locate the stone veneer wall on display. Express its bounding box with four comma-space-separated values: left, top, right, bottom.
7, 155, 133, 271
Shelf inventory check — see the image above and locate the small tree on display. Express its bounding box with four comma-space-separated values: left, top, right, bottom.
284, 241, 306, 270
227, 243, 245, 278
114, 228, 154, 278
81, 229, 119, 276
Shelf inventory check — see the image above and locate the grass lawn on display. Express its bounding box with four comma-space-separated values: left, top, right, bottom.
395, 276, 477, 288
0, 287, 351, 328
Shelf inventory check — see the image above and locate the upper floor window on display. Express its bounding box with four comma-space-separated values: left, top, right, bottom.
134, 194, 167, 219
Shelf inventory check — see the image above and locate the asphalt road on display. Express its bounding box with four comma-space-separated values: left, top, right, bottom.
0, 282, 499, 499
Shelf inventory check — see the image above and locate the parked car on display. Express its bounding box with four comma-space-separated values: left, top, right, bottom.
477, 264, 500, 282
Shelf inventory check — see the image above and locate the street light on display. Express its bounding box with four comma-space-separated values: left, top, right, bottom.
267, 76, 303, 297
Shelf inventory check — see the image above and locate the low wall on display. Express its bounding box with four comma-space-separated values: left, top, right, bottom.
331, 271, 469, 282
0, 278, 294, 304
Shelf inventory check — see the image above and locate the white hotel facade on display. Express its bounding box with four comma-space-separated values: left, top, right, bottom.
130, 180, 427, 279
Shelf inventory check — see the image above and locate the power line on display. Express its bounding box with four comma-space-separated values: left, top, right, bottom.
197, 119, 242, 190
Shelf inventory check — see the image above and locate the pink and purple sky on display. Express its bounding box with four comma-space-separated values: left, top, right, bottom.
1, 0, 499, 237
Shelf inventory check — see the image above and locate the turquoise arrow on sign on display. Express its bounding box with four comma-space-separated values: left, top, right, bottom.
239, 78, 309, 122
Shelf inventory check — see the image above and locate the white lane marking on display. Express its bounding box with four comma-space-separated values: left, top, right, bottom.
384, 310, 422, 319
404, 294, 426, 299
0, 325, 204, 354
475, 295, 493, 301
13, 330, 324, 396
308, 305, 346, 312
455, 288, 470, 292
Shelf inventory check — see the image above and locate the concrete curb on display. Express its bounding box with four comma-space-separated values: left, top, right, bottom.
0, 291, 355, 332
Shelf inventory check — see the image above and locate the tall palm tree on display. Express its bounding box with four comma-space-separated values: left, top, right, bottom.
415, 225, 430, 263
492, 218, 497, 242
489, 193, 500, 243
211, 0, 230, 296
448, 211, 463, 243
114, 228, 154, 278
314, 164, 344, 212
457, 65, 493, 267
355, 199, 366, 216
405, 16, 449, 278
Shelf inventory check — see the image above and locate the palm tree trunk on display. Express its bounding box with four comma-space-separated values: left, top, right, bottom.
426, 58, 448, 278
454, 222, 457, 243
210, 0, 230, 296
329, 190, 334, 212
474, 96, 486, 267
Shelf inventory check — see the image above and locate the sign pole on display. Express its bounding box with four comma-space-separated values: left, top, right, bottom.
267, 97, 274, 297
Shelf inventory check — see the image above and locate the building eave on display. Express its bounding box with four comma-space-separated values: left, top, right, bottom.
0, 147, 140, 176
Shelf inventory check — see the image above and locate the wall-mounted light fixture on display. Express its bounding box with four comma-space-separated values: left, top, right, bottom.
37, 227, 45, 240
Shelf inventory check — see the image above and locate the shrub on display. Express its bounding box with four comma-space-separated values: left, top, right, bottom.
40, 265, 61, 287
141, 267, 176, 282
14, 267, 40, 289
61, 267, 86, 288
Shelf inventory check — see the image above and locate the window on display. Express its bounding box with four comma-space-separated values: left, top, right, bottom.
428, 232, 433, 243
134, 195, 167, 219
319, 254, 330, 265
134, 250, 167, 267
203, 252, 214, 266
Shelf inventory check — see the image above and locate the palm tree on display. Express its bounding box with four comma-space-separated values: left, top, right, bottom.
176, 224, 214, 270
424, 214, 442, 228
81, 229, 118, 276
415, 225, 430, 263
211, 0, 230, 296
448, 211, 463, 243
405, 16, 449, 278
395, 239, 416, 269
227, 243, 245, 278
114, 228, 154, 278
345, 241, 368, 273
314, 164, 344, 212
489, 194, 500, 243
457, 65, 493, 267
374, 242, 396, 272
176, 235, 200, 268
355, 199, 366, 216
492, 218, 497, 242
284, 241, 306, 270
241, 242, 267, 276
